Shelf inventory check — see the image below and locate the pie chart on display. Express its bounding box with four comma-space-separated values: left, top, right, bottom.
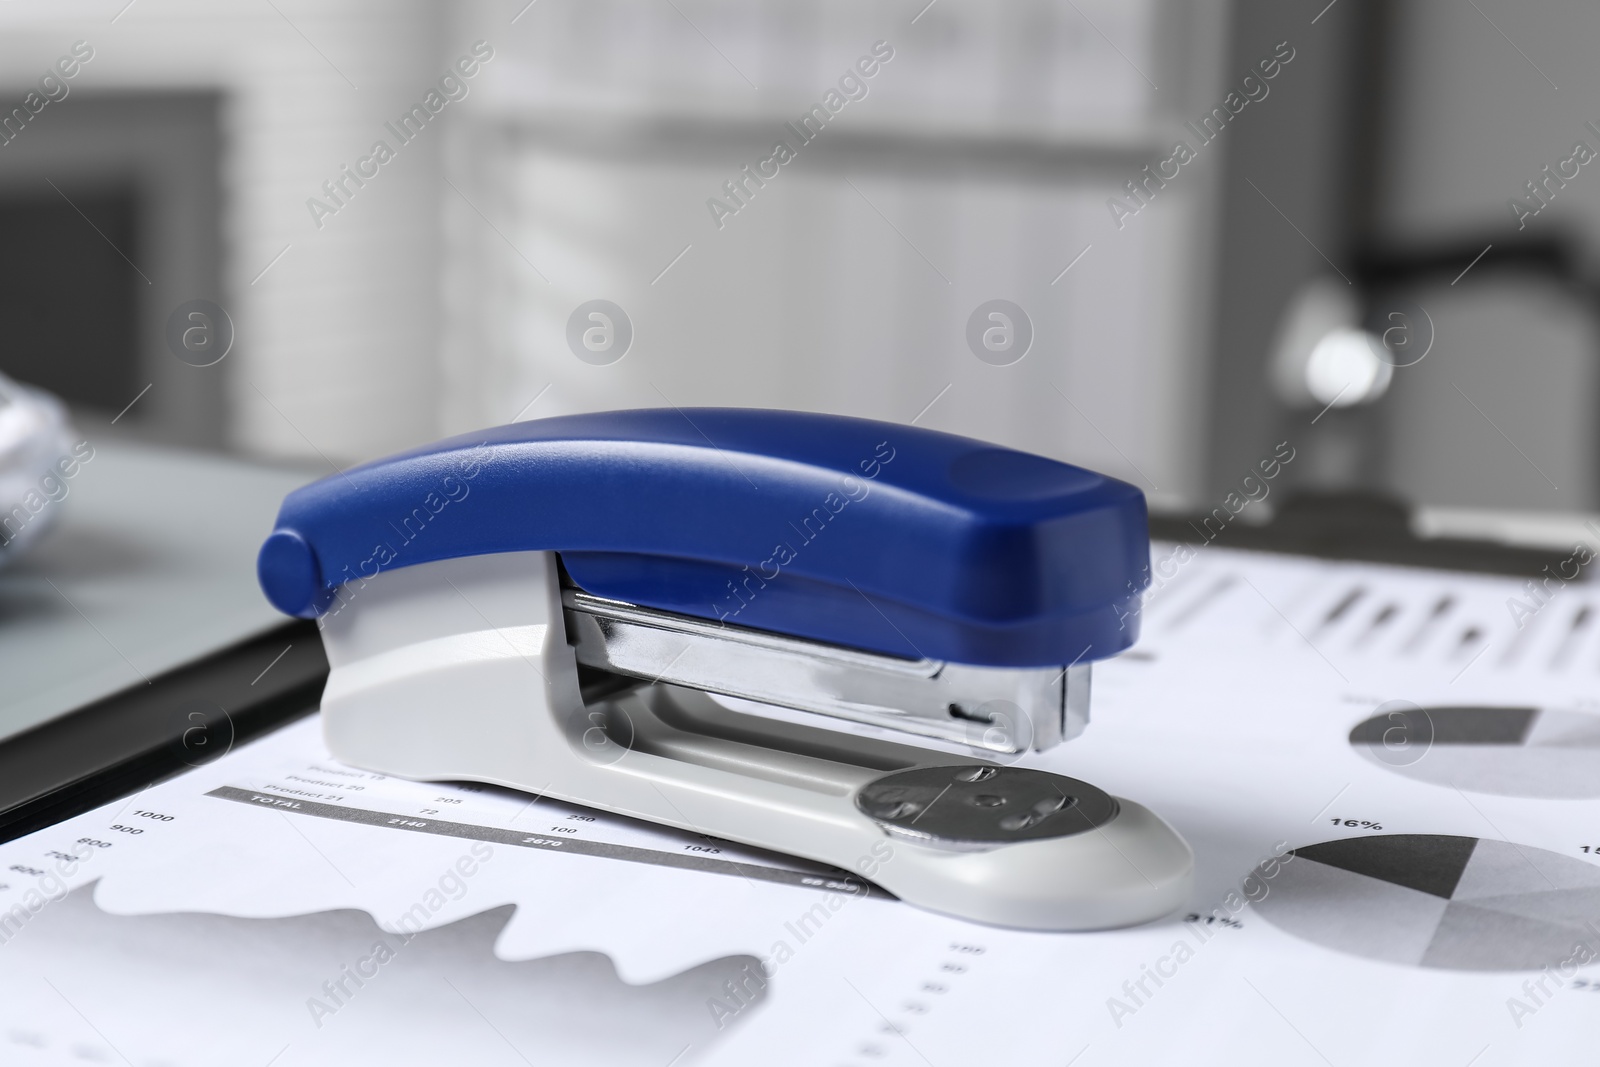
1250, 834, 1600, 971
1349, 705, 1600, 798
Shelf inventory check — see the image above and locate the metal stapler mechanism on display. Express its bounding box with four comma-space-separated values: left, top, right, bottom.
257, 409, 1192, 929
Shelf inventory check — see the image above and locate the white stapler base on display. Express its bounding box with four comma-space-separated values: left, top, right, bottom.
317, 551, 1192, 931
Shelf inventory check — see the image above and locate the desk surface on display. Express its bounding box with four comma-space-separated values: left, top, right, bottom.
0, 437, 314, 743
2, 542, 1596, 1065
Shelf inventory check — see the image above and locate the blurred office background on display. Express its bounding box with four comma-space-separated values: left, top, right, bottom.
0, 0, 1595, 515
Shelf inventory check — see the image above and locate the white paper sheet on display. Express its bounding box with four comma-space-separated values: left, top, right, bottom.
3, 545, 1598, 1065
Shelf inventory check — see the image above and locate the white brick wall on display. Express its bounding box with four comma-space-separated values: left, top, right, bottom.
0, 0, 447, 462
0, 0, 1229, 505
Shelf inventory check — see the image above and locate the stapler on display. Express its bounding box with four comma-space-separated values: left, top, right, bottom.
257, 408, 1192, 929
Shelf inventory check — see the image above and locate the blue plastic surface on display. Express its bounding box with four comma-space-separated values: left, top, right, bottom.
258, 409, 1150, 667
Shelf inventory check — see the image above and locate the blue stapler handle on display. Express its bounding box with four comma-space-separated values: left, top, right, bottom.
258, 408, 1149, 667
